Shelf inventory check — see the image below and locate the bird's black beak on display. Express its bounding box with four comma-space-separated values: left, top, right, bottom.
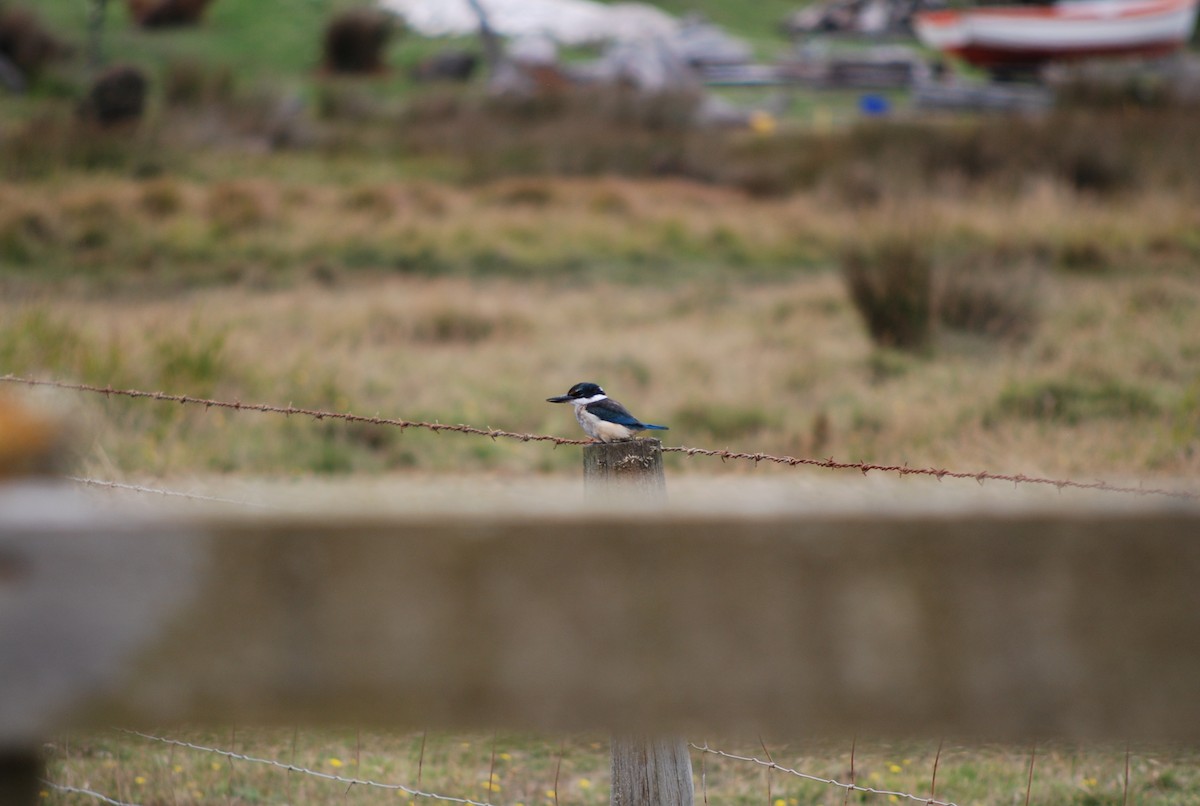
546, 395, 571, 403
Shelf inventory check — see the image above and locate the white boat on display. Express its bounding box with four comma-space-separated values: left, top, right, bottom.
914, 0, 1200, 69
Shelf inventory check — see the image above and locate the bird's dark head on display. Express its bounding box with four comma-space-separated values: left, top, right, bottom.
547, 382, 605, 404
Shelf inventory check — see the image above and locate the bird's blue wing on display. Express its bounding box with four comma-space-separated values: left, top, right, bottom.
588, 398, 645, 427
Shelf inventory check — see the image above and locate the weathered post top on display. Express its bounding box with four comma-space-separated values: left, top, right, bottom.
582, 438, 666, 504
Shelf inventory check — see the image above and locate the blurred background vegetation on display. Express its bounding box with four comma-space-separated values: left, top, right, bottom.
0, 0, 1197, 480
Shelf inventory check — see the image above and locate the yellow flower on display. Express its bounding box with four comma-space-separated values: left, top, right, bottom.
133, 776, 146, 785
499, 752, 513, 761
210, 762, 221, 771
578, 778, 592, 790
773, 798, 786, 806
329, 757, 344, 768
888, 763, 903, 774
544, 789, 557, 799
750, 111, 777, 136
1083, 777, 1098, 787
172, 764, 183, 774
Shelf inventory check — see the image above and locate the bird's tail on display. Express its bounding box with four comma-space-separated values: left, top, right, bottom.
641, 423, 669, 431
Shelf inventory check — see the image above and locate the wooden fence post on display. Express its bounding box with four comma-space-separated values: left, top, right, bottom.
0, 396, 62, 805
582, 438, 694, 806
0, 753, 42, 806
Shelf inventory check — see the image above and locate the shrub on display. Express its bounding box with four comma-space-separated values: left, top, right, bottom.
935, 257, 1041, 341
127, 0, 215, 28
994, 378, 1159, 425
673, 403, 773, 441
0, 8, 70, 81
206, 182, 270, 234
412, 309, 529, 344
139, 179, 186, 218
841, 231, 934, 351
323, 8, 396, 74
162, 59, 234, 107
79, 65, 149, 128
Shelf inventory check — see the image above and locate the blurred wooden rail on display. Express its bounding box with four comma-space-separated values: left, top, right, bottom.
3, 485, 1200, 745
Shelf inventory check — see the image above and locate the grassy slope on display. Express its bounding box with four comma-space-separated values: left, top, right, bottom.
28, 0, 798, 81
33, 0, 357, 77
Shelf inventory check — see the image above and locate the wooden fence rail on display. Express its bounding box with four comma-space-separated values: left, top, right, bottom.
4, 482, 1200, 745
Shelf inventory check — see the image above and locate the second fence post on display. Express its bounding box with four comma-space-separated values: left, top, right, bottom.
582, 438, 694, 806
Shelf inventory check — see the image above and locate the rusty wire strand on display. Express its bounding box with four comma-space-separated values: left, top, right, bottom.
116, 730, 493, 806
691, 743, 961, 806
67, 475, 277, 509
4, 374, 1196, 502
42, 781, 141, 806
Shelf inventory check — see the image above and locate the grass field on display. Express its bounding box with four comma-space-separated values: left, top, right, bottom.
5, 1, 1200, 804
43, 730, 1200, 805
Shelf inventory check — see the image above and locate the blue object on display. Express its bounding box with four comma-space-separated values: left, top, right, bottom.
859, 94, 890, 117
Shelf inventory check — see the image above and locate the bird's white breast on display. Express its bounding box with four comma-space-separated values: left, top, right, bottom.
575, 404, 634, 442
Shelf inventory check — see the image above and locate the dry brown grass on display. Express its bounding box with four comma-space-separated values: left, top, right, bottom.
4, 259, 1197, 482
0, 175, 1197, 290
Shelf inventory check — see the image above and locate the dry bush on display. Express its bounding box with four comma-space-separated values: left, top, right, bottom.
138, 178, 187, 218
341, 184, 395, 217
400, 86, 701, 181
935, 255, 1042, 342
161, 59, 234, 107
411, 307, 531, 345
480, 178, 558, 208
0, 8, 70, 80
206, 182, 271, 234
0, 203, 61, 264
323, 8, 395, 74
127, 0, 215, 28
79, 65, 149, 127
842, 231, 934, 351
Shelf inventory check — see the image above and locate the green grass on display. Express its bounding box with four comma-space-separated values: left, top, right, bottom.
20, 0, 795, 95
32, 0, 366, 79
42, 731, 1200, 805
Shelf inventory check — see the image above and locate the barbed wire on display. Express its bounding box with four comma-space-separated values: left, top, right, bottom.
691, 742, 960, 806
42, 780, 141, 806
67, 476, 277, 509
4, 374, 1197, 502
659, 445, 1199, 500
0, 374, 588, 446
117, 729, 494, 806
89, 731, 965, 806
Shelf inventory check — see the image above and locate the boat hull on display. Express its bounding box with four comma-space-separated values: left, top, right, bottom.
915, 0, 1200, 68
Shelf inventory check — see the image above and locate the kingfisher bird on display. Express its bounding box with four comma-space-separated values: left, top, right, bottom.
547, 382, 669, 443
